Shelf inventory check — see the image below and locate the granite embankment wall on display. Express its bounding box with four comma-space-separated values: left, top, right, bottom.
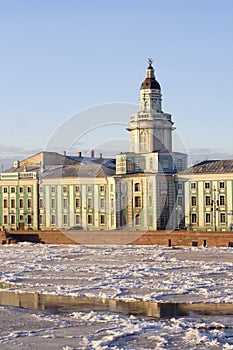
1, 229, 233, 247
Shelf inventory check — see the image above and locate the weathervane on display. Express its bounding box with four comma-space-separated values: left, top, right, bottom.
147, 58, 154, 66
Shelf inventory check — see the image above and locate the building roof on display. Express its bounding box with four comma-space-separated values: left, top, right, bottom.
180, 160, 233, 175
40, 163, 115, 179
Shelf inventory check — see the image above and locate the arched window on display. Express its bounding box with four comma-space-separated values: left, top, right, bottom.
135, 214, 141, 225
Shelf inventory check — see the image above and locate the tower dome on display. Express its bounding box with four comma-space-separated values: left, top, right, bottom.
140, 59, 161, 90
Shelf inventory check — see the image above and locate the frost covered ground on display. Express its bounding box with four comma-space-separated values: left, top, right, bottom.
0, 243, 233, 349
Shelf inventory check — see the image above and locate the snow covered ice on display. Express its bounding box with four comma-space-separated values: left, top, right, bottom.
0, 243, 233, 349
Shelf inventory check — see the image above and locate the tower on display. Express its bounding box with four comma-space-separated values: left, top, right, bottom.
128, 59, 174, 154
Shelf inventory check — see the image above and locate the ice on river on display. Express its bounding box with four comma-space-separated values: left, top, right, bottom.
0, 243, 233, 349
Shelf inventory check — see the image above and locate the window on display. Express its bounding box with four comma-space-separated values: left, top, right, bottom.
27, 186, 32, 193
75, 198, 80, 208
100, 214, 105, 225
100, 185, 105, 193
63, 186, 67, 193
11, 187, 16, 193
39, 186, 43, 193
191, 196, 197, 206
191, 182, 196, 190
63, 198, 68, 208
135, 214, 141, 225
51, 186, 56, 193
3, 187, 7, 193
177, 196, 182, 206
206, 213, 211, 223
220, 213, 226, 223
220, 195, 225, 206
39, 199, 44, 209
51, 215, 56, 225
3, 199, 8, 208
3, 215, 7, 224
135, 196, 141, 208
88, 214, 93, 224
100, 198, 105, 209
148, 182, 152, 192
205, 196, 211, 206
27, 199, 32, 208
75, 185, 80, 193
121, 196, 126, 207
134, 183, 140, 192
75, 214, 80, 225
177, 183, 183, 190
191, 213, 197, 224
27, 215, 32, 225
163, 157, 169, 168
39, 215, 43, 225
148, 195, 152, 207
127, 159, 134, 172
87, 185, 92, 193
19, 199, 24, 208
139, 131, 148, 152
19, 215, 24, 222
11, 199, 15, 208
63, 214, 68, 225
88, 198, 92, 210
51, 198, 56, 209
19, 186, 24, 194
11, 215, 15, 225
205, 182, 210, 189
219, 182, 225, 189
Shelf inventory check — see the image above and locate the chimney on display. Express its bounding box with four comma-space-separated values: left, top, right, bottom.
63, 151, 67, 157
91, 150, 95, 158
99, 153, 103, 159
77, 151, 82, 157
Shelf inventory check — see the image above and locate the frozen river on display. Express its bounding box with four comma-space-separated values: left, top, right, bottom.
0, 243, 233, 349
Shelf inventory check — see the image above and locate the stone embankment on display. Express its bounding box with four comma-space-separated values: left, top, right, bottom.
1, 229, 233, 247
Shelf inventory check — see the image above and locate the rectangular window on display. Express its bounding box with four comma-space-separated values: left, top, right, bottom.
87, 185, 92, 193
75, 198, 80, 208
220, 213, 226, 223
39, 199, 44, 208
63, 214, 68, 225
205, 182, 210, 189
3, 199, 8, 208
220, 195, 225, 206
63, 186, 67, 193
191, 213, 197, 223
51, 186, 56, 193
19, 186, 23, 194
177, 183, 183, 190
27, 199, 32, 208
191, 182, 196, 190
63, 198, 68, 208
135, 196, 141, 208
191, 196, 197, 206
11, 215, 15, 225
100, 198, 105, 209
19, 215, 24, 222
51, 214, 56, 225
75, 185, 80, 193
51, 198, 56, 209
27, 186, 32, 193
11, 199, 15, 208
39, 186, 43, 193
219, 182, 225, 189
100, 185, 105, 193
3, 215, 7, 224
19, 199, 24, 208
87, 214, 93, 224
11, 187, 16, 193
75, 214, 80, 225
3, 187, 7, 193
88, 198, 92, 210
39, 215, 43, 225
27, 215, 32, 225
177, 196, 182, 206
100, 214, 105, 225
206, 213, 211, 223
205, 196, 211, 206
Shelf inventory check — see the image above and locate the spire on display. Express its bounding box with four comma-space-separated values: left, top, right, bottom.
146, 58, 155, 78
140, 58, 161, 90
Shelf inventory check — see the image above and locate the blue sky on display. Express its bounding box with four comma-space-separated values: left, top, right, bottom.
0, 0, 233, 165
